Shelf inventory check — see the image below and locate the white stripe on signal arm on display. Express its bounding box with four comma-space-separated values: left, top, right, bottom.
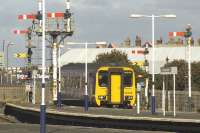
173, 32, 177, 37
23, 14, 27, 20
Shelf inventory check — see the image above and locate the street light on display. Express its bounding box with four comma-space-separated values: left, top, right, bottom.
6, 42, 15, 70
40, 0, 46, 132
129, 13, 176, 114
6, 42, 15, 83
66, 41, 107, 111
1, 40, 5, 85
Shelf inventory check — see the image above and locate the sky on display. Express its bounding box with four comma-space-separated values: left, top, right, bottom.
0, 0, 200, 66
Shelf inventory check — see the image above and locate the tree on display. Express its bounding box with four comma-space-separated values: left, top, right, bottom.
94, 49, 131, 67
191, 61, 200, 90
165, 60, 187, 91
154, 60, 200, 91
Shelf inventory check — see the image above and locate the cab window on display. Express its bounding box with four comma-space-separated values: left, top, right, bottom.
98, 71, 108, 87
124, 71, 132, 87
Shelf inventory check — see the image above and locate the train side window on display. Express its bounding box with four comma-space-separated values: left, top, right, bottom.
98, 71, 108, 87
124, 71, 132, 87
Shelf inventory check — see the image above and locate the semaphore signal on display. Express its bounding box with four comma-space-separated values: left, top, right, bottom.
14, 0, 74, 105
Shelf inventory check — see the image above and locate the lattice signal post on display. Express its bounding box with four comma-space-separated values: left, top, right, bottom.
46, 0, 74, 105
16, 0, 43, 84
13, 28, 36, 81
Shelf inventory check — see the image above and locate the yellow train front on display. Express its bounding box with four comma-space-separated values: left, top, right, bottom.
95, 66, 136, 107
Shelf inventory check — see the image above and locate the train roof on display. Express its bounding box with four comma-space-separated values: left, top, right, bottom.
97, 66, 133, 71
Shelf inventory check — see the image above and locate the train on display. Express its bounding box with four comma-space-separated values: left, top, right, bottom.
61, 65, 136, 107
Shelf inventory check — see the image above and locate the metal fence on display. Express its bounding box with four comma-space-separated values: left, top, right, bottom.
34, 79, 52, 104
0, 86, 26, 102
0, 80, 53, 104
140, 90, 200, 112
0, 79, 200, 112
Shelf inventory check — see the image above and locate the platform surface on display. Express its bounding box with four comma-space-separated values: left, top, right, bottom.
0, 123, 172, 133
7, 102, 200, 123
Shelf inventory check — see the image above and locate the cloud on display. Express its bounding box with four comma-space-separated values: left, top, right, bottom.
1, 0, 200, 66
154, 0, 200, 11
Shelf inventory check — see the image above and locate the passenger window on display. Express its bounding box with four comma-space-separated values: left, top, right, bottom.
98, 71, 108, 87
124, 72, 132, 87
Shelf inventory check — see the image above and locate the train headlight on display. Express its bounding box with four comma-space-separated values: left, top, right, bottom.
98, 96, 106, 100
125, 96, 133, 100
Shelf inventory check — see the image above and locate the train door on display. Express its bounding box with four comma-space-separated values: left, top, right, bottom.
110, 74, 121, 104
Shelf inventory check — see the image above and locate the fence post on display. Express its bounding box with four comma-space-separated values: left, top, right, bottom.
162, 76, 166, 116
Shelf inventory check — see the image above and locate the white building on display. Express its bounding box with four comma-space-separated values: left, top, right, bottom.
60, 46, 200, 73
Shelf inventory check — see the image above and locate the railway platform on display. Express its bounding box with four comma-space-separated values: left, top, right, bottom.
6, 102, 200, 120
4, 103, 200, 132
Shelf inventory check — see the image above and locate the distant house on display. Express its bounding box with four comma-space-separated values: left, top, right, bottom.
107, 43, 117, 48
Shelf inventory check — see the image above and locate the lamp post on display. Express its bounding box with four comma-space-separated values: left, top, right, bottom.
1, 40, 5, 85
66, 41, 107, 111
6, 42, 15, 84
6, 42, 15, 70
2, 40, 5, 68
144, 43, 149, 109
129, 14, 176, 114
85, 42, 88, 111
40, 0, 46, 132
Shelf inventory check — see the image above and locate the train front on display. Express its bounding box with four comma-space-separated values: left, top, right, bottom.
95, 66, 136, 107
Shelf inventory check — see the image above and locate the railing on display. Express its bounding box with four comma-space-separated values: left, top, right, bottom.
140, 90, 200, 112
